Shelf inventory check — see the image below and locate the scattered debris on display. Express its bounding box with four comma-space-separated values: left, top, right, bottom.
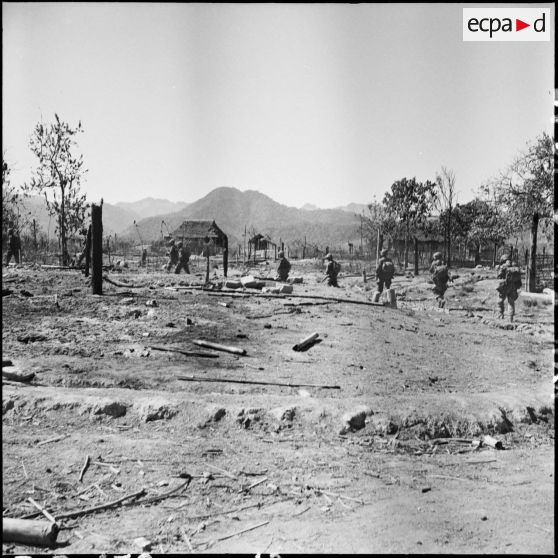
17, 334, 47, 344
340, 406, 373, 434
134, 397, 179, 422
133, 537, 152, 552
482, 435, 503, 450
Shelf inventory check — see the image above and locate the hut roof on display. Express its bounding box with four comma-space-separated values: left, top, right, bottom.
171, 220, 227, 241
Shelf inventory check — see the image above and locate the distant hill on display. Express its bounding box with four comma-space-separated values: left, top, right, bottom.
121, 187, 362, 249
300, 203, 319, 211
114, 197, 189, 220
17, 196, 140, 237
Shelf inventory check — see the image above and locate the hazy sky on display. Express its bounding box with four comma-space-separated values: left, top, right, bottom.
2, 3, 554, 209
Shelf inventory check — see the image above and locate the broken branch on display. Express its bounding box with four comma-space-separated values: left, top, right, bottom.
78, 455, 91, 483
204, 520, 269, 546
27, 498, 57, 524
55, 488, 146, 519
37, 434, 69, 447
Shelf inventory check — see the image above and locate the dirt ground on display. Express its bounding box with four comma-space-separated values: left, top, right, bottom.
2, 259, 555, 554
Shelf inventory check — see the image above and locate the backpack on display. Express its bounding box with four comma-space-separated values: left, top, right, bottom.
381, 260, 395, 277
332, 261, 341, 274
505, 267, 522, 290
433, 264, 449, 283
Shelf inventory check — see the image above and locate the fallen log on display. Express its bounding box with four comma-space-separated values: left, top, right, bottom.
103, 275, 151, 289
203, 290, 386, 308
149, 346, 220, 359
192, 340, 247, 356
292, 332, 320, 352
2, 518, 59, 547
2, 370, 35, 383
178, 375, 340, 390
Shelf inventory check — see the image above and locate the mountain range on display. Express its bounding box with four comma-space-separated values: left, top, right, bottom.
17, 188, 366, 248
119, 187, 364, 248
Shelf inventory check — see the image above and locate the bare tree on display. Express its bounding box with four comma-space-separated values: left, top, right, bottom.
26, 114, 89, 265
435, 166, 457, 267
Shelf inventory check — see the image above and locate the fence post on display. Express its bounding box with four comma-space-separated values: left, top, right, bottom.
91, 203, 103, 295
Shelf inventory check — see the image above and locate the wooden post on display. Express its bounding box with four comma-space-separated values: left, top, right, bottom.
414, 236, 419, 275
91, 203, 103, 295
527, 212, 539, 292
223, 235, 228, 278
243, 225, 246, 265
84, 224, 92, 277
205, 240, 210, 284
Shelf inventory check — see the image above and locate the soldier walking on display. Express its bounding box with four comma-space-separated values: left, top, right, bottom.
373, 248, 395, 303
165, 239, 179, 272
430, 252, 452, 308
5, 227, 21, 265
496, 254, 522, 322
324, 253, 341, 287
174, 242, 191, 274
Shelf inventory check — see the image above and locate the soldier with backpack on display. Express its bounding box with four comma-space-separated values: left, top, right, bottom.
430, 252, 452, 308
373, 248, 395, 303
496, 254, 521, 322
324, 253, 341, 287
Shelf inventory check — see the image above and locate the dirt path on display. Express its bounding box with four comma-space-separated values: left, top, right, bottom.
2, 262, 554, 553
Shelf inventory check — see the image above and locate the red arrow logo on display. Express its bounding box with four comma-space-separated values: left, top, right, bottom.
516, 19, 530, 31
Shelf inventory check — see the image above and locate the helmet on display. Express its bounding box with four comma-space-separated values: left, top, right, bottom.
500, 254, 510, 263
278, 251, 284, 258
325, 253, 333, 261
7, 228, 13, 235
380, 249, 388, 257
176, 241, 183, 248
433, 252, 442, 260
169, 239, 175, 245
